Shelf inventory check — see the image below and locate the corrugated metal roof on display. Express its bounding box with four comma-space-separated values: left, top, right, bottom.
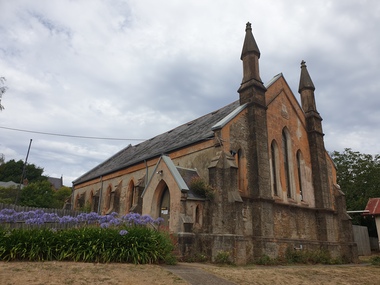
364, 198, 380, 215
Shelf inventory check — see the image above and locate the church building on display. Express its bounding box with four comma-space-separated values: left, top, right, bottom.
72, 23, 357, 264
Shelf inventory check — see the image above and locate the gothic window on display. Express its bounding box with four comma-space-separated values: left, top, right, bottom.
297, 150, 304, 201
127, 180, 135, 213
282, 128, 293, 199
105, 185, 112, 212
75, 193, 85, 210
195, 205, 200, 224
90, 189, 100, 213
270, 140, 280, 197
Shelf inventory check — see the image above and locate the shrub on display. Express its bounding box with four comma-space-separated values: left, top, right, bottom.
371, 256, 380, 266
256, 255, 278, 265
214, 250, 232, 265
284, 247, 338, 265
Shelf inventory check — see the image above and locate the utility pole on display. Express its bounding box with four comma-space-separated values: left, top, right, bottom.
14, 139, 33, 204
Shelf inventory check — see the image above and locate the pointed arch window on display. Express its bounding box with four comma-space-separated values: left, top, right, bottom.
105, 185, 112, 212
127, 180, 135, 212
270, 140, 280, 197
282, 129, 292, 198
75, 192, 85, 210
297, 150, 304, 201
90, 189, 100, 213
194, 204, 203, 228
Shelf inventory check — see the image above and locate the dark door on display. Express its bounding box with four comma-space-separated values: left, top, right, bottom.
159, 186, 170, 227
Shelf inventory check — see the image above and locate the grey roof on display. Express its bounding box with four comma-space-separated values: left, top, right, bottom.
211, 103, 247, 131
73, 74, 282, 186
0, 181, 21, 188
73, 100, 240, 185
176, 166, 205, 200
48, 177, 63, 190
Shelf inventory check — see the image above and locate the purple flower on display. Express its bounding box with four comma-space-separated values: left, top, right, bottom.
119, 229, 128, 236
154, 217, 164, 225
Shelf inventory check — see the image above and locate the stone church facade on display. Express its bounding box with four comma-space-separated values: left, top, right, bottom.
72, 23, 357, 264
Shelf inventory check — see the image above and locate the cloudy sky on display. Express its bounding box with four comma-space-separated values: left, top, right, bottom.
1, 0, 379, 186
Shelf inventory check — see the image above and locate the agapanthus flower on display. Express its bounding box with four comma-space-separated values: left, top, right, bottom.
119, 229, 128, 236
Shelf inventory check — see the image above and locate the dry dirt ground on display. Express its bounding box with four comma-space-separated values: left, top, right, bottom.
1, 260, 380, 285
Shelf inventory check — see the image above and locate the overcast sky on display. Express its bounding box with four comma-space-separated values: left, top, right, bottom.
1, 0, 379, 186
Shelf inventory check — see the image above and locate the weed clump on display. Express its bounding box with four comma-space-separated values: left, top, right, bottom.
214, 250, 233, 265
189, 177, 215, 200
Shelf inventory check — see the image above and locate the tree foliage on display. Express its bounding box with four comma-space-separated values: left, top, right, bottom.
0, 186, 18, 204
52, 186, 72, 208
19, 180, 56, 208
331, 149, 380, 234
0, 159, 46, 184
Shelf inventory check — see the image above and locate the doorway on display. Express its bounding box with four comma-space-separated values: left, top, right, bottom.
159, 186, 170, 227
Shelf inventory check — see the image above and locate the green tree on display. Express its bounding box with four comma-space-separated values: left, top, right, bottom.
19, 180, 55, 208
0, 159, 46, 184
0, 186, 18, 204
52, 186, 72, 208
331, 148, 380, 235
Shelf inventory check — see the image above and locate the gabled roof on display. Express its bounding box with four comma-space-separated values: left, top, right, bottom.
142, 155, 190, 197
73, 101, 240, 185
73, 74, 283, 186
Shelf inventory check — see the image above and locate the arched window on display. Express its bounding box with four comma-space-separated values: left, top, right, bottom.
126, 180, 135, 212
297, 150, 304, 201
105, 185, 112, 212
195, 205, 200, 224
194, 204, 203, 229
270, 140, 279, 197
75, 192, 85, 210
282, 129, 292, 198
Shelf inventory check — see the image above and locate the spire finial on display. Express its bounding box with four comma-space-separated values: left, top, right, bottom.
299, 60, 315, 92
241, 22, 260, 59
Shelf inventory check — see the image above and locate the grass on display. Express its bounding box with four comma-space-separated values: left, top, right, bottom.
2, 259, 380, 285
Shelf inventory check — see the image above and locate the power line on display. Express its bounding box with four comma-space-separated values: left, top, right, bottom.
0, 126, 146, 141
